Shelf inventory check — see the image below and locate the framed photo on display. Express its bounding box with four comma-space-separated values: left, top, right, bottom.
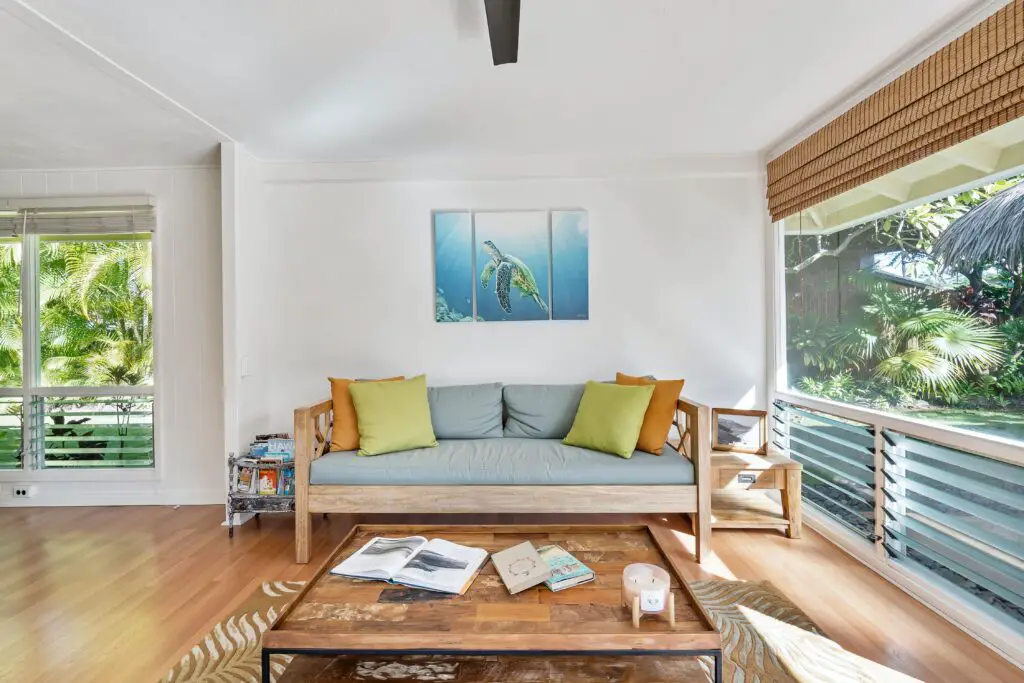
712, 408, 768, 454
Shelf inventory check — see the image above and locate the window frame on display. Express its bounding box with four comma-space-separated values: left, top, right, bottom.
770, 214, 1024, 469
0, 217, 158, 480
768, 176, 1024, 663
770, 157, 1024, 468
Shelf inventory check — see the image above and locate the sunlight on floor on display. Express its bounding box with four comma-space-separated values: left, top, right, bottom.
667, 527, 737, 580
739, 605, 923, 683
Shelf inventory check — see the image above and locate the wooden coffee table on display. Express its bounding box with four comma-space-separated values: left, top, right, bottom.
265, 524, 723, 682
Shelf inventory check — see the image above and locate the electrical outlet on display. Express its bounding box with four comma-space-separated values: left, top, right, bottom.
9, 485, 37, 499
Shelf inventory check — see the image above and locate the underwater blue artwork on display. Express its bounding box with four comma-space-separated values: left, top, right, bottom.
551, 210, 589, 320
433, 209, 588, 323
475, 211, 550, 322
433, 211, 474, 323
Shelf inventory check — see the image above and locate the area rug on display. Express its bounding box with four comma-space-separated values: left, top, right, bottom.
161, 579, 916, 683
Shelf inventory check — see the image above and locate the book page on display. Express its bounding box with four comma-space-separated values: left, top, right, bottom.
393, 538, 488, 594
330, 536, 427, 580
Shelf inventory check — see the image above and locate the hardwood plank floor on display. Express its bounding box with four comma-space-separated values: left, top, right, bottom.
0, 506, 1019, 683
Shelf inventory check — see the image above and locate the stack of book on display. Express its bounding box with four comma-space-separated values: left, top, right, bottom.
491, 541, 594, 594
233, 434, 296, 496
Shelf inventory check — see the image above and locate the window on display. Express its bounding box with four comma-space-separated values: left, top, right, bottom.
0, 204, 155, 469
783, 175, 1024, 445
882, 432, 1024, 628
773, 401, 876, 541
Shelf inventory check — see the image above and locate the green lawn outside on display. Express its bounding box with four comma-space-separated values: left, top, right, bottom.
899, 408, 1024, 443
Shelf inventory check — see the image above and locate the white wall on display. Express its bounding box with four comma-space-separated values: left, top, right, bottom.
0, 166, 224, 505
235, 160, 767, 436
223, 145, 268, 458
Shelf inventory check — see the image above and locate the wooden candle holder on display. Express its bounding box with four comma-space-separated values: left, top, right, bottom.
621, 563, 675, 628
627, 591, 675, 628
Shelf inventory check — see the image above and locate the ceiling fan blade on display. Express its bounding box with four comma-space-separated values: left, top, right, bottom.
483, 0, 520, 65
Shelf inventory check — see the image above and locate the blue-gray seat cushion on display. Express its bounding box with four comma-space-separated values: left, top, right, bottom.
427, 383, 503, 439
311, 439, 694, 486
503, 384, 585, 438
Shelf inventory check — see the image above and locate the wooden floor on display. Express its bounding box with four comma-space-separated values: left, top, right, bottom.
0, 507, 1020, 683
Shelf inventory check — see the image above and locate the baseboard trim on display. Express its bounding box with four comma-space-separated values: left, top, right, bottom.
803, 507, 1024, 671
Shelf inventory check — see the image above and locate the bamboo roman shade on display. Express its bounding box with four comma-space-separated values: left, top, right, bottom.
0, 205, 156, 237
767, 0, 1024, 222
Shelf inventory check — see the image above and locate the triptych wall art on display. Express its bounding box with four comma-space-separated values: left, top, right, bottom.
434, 210, 589, 322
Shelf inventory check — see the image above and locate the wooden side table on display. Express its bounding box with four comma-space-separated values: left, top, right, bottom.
709, 450, 802, 538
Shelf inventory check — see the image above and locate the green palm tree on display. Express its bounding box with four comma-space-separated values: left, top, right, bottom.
0, 242, 22, 388
0, 238, 153, 464
829, 287, 1004, 397
39, 239, 152, 387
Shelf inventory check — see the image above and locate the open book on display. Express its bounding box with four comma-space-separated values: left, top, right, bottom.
330, 536, 488, 594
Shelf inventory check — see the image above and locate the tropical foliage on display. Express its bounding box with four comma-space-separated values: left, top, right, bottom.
0, 242, 20, 387
787, 176, 1024, 420
792, 286, 1005, 403
0, 237, 152, 388
0, 237, 152, 468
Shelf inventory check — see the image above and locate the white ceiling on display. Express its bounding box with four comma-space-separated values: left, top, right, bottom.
0, 7, 219, 169
2, 0, 988, 168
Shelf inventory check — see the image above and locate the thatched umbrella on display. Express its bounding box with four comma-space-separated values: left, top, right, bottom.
934, 181, 1024, 272
933, 180, 1024, 316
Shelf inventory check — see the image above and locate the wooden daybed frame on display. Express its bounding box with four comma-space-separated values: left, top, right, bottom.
293, 397, 713, 565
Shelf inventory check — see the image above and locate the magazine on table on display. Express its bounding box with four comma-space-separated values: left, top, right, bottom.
330, 536, 488, 594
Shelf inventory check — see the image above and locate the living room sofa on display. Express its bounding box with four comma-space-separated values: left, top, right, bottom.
293, 382, 712, 564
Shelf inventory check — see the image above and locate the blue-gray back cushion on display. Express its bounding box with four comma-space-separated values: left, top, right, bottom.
503, 383, 585, 439
427, 383, 504, 439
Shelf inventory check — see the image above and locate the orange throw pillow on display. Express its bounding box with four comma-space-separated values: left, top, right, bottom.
328, 376, 404, 451
615, 372, 685, 454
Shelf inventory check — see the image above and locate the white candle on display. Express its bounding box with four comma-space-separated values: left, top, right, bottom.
622, 563, 670, 613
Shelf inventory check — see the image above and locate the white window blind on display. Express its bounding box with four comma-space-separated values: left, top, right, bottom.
0, 204, 155, 237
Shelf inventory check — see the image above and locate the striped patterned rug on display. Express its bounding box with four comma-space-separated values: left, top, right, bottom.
161, 579, 918, 683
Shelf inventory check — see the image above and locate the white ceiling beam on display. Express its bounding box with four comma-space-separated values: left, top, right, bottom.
940, 141, 1002, 173
804, 206, 826, 229
0, 0, 233, 143
864, 176, 912, 202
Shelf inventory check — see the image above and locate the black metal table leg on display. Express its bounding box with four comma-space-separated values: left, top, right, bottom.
713, 650, 723, 683
261, 648, 271, 683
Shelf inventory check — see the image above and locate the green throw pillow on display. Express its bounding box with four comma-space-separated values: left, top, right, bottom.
563, 381, 656, 458
348, 374, 438, 456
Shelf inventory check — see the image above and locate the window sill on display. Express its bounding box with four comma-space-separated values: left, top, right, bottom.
0, 467, 160, 483
773, 389, 1024, 468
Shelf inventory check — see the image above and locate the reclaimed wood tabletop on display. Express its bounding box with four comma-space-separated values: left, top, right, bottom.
265, 524, 721, 657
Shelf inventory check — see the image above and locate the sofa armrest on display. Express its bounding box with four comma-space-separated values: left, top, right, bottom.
676, 396, 712, 563
294, 398, 332, 468
294, 398, 332, 564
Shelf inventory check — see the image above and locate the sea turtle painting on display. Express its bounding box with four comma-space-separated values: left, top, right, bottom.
480, 240, 549, 316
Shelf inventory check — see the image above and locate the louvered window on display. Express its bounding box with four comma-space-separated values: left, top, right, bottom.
882, 432, 1024, 627
773, 401, 876, 541
0, 201, 155, 470
772, 398, 1023, 630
